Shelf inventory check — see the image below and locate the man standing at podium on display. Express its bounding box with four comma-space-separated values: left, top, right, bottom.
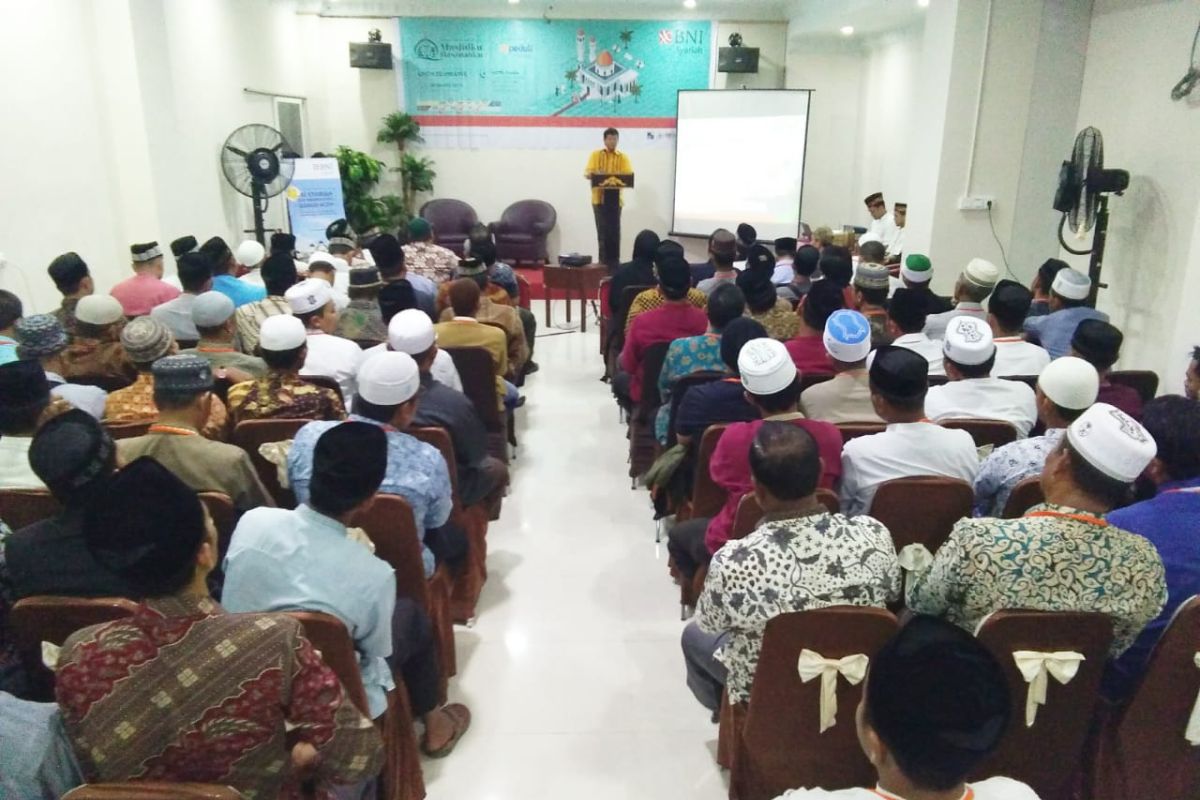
584, 127, 633, 268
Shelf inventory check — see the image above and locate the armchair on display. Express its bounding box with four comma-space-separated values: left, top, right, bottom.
489, 200, 557, 266
419, 199, 479, 256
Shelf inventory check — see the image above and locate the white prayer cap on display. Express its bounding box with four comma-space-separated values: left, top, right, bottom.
739, 338, 797, 395
191, 291, 235, 327
1051, 268, 1091, 301
358, 351, 420, 406
75, 295, 124, 326
962, 258, 1000, 290
258, 314, 306, 351
942, 316, 995, 366
235, 240, 265, 268
387, 309, 436, 355
823, 309, 872, 363
285, 278, 333, 314
1067, 402, 1157, 482
1037, 356, 1099, 410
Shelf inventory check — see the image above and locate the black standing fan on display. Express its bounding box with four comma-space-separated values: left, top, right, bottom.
1052, 126, 1129, 307
220, 124, 297, 245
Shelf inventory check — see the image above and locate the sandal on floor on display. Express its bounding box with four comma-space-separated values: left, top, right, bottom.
421, 703, 471, 759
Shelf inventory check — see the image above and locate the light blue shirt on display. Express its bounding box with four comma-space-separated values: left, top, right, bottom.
221, 504, 396, 718
0, 336, 16, 365
212, 274, 267, 309
45, 371, 106, 419
0, 693, 83, 799
1023, 305, 1108, 359
287, 415, 452, 577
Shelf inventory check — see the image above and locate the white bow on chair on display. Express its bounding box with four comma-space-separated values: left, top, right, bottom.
1012, 650, 1085, 727
1185, 653, 1200, 745
797, 649, 869, 733
897, 543, 934, 574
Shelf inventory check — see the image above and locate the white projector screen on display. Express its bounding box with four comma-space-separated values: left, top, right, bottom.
672, 89, 811, 242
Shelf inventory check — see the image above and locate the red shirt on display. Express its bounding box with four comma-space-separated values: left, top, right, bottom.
785, 334, 835, 377
110, 273, 181, 316
619, 302, 708, 403
704, 416, 843, 554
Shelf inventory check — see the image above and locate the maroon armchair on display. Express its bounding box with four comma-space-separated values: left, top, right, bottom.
490, 200, 557, 266
419, 198, 479, 256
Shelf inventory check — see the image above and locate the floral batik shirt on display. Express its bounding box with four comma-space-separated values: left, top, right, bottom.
972, 428, 1064, 517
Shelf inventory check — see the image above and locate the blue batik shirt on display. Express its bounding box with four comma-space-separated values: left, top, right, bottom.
655, 332, 728, 444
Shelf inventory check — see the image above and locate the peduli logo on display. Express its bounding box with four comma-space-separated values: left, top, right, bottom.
415, 38, 440, 61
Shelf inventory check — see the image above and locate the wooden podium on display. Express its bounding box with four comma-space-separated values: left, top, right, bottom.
591, 172, 634, 267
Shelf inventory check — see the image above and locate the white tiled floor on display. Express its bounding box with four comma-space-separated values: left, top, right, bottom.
424, 302, 729, 799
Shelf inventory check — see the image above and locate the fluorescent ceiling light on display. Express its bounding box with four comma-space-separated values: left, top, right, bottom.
840, 25, 855, 35
918, 0, 930, 7
683, 0, 697, 8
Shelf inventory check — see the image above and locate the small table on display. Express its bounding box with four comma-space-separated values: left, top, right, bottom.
542, 264, 608, 333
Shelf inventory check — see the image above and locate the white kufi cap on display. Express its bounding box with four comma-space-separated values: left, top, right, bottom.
1051, 268, 1091, 301
963, 257, 1000, 290
1067, 402, 1157, 482
739, 338, 797, 395
943, 316, 995, 366
358, 351, 420, 406
258, 314, 307, 351
75, 295, 125, 326
235, 240, 265, 268
823, 309, 872, 363
387, 309, 436, 355
1037, 356, 1099, 410
285, 278, 333, 314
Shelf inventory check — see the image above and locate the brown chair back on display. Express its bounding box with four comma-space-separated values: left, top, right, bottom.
300, 374, 344, 405
0, 488, 60, 530
443, 346, 503, 433
734, 607, 899, 799
1002, 374, 1039, 391
283, 610, 372, 717
616, 285, 654, 333
836, 422, 886, 443
691, 424, 730, 519
231, 418, 308, 509
869, 476, 973, 553
1002, 476, 1046, 518
1108, 370, 1159, 403
1089, 596, 1200, 800
940, 418, 1019, 449
634, 341, 672, 421
63, 784, 243, 800
103, 420, 153, 440
973, 610, 1114, 799
729, 491, 842, 540
10, 596, 139, 696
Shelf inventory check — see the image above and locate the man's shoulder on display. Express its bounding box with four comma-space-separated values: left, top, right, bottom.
294, 419, 340, 444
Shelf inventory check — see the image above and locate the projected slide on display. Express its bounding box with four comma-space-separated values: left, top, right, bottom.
672, 89, 811, 242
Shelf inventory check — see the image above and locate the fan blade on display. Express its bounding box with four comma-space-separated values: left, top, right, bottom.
225, 145, 249, 157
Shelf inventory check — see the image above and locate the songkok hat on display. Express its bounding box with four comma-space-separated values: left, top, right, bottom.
151, 354, 214, 403
85, 457, 206, 596
29, 409, 114, 497
75, 295, 124, 326
286, 278, 333, 314
736, 223, 757, 245
358, 351, 420, 406
1067, 402, 1157, 482
261, 252, 299, 286
739, 338, 797, 396
270, 232, 296, 254
326, 218, 357, 248
0, 359, 50, 416
120, 316, 173, 364
387, 309, 436, 355
15, 314, 68, 359
1071, 319, 1123, 368
901, 253, 933, 284
870, 345, 929, 399
863, 192, 884, 205
456, 258, 487, 278
168, 236, 197, 259
963, 258, 1000, 290
1052, 268, 1091, 301
131, 241, 163, 263
200, 236, 232, 266
191, 291, 235, 327
408, 217, 433, 240
349, 267, 384, 289
312, 421, 388, 503
235, 239, 266, 268
823, 309, 872, 363
866, 616, 1011, 784
1037, 356, 1099, 410
709, 228, 737, 259
745, 244, 776, 273
943, 316, 995, 366
854, 262, 890, 290
259, 314, 307, 351
774, 237, 798, 253
657, 255, 691, 293
894, 201, 907, 210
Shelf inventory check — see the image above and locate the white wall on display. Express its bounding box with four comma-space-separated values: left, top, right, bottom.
1067, 0, 1200, 391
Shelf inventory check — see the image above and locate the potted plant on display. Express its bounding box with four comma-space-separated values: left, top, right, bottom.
377, 112, 434, 217
334, 145, 406, 232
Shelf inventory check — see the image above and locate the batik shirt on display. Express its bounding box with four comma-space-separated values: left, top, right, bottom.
61, 332, 137, 384
55, 595, 383, 800
749, 298, 802, 342
402, 242, 458, 284
234, 296, 291, 356
697, 510, 900, 703
907, 503, 1168, 656
104, 373, 229, 441
53, 298, 80, 341
227, 373, 346, 426
334, 300, 387, 345
654, 332, 728, 444
489, 263, 519, 298
624, 287, 708, 332
972, 429, 1064, 517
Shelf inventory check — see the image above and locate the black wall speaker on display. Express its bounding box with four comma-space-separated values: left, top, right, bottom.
350, 42, 393, 70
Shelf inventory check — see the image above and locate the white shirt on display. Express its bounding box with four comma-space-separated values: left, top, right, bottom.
365, 344, 463, 393
924, 303, 987, 340
771, 258, 795, 285
891, 332, 946, 376
0, 436, 43, 490
992, 337, 1051, 378
887, 225, 906, 258
149, 293, 199, 342
301, 331, 363, 407
926, 377, 1038, 438
775, 776, 1042, 799
840, 421, 980, 517
866, 215, 899, 250
45, 371, 107, 419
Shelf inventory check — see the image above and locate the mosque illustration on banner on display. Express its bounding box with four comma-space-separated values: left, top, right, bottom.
572, 27, 642, 103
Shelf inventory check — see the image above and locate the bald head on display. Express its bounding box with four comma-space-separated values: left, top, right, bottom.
448, 278, 481, 318
749, 422, 820, 502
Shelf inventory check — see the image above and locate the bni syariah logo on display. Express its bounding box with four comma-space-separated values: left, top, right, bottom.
415, 38, 440, 61
658, 29, 674, 45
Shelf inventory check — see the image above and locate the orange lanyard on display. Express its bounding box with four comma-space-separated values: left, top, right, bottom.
871, 789, 973, 800
197, 345, 236, 353
148, 424, 198, 436
1027, 510, 1107, 527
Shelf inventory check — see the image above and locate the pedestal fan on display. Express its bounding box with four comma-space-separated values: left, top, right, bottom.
220, 124, 297, 245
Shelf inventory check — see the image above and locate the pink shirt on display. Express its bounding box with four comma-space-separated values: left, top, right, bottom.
705, 416, 844, 554
619, 303, 708, 403
110, 273, 181, 316
785, 334, 835, 377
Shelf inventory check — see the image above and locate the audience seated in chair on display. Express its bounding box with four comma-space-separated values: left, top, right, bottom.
368, 308, 463, 392
801, 310, 885, 424
925, 317, 1038, 437
839, 347, 980, 516
403, 217, 459, 285
45, 252, 94, 342
1104, 395, 1200, 699
148, 251, 211, 345
200, 235, 267, 310
610, 229, 660, 311
669, 338, 843, 586
233, 252, 298, 356
434, 279, 520, 410
908, 402, 1167, 656
776, 244, 821, 307
986, 281, 1050, 377
695, 228, 738, 296
886, 288, 943, 376
785, 279, 841, 378
1070, 318, 1144, 420
470, 238, 538, 373
226, 315, 346, 425
851, 257, 892, 349
923, 257, 1000, 341
740, 245, 800, 342
624, 252, 709, 334
15, 315, 106, 420
772, 615, 1040, 800
973, 357, 1098, 517
438, 254, 529, 378
224, 421, 471, 758
682, 422, 898, 715
286, 278, 363, 408
111, 241, 181, 317
332, 267, 388, 347
0, 360, 55, 490
1022, 267, 1107, 359
369, 232, 438, 321
53, 457, 383, 797
671, 318, 767, 445
179, 290, 267, 381
59, 295, 136, 386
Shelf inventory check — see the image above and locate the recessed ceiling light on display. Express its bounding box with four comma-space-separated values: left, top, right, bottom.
840, 25, 855, 36
683, 0, 697, 8
917, 0, 930, 7
509, 0, 520, 4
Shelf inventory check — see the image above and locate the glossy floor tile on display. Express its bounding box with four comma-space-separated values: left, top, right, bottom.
425, 304, 728, 799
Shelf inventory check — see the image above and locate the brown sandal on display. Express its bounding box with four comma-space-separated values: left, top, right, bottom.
421, 703, 471, 758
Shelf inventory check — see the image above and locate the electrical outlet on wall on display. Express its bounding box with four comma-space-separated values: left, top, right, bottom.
958, 196, 994, 212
